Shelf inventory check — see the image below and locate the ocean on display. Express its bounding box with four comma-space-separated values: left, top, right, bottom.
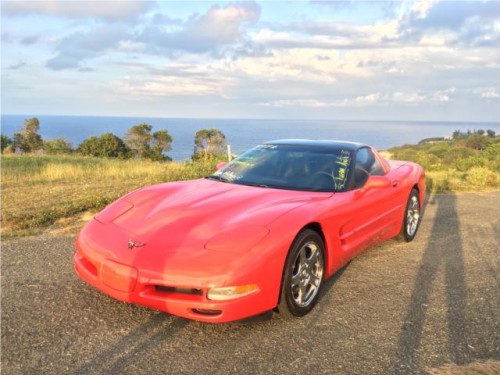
1, 115, 498, 161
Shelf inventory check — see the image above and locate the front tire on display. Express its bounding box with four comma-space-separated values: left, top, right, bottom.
277, 229, 325, 318
399, 188, 421, 242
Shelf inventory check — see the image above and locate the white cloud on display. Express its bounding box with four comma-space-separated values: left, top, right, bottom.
258, 89, 454, 109
258, 99, 330, 108
1, 1, 155, 21
474, 88, 500, 99
137, 2, 261, 55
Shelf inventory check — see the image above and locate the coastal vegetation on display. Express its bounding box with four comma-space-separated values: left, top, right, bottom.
1, 122, 499, 238
1, 117, 226, 161
1, 117, 229, 237
389, 129, 499, 193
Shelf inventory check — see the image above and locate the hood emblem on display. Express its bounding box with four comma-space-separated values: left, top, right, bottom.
128, 240, 145, 249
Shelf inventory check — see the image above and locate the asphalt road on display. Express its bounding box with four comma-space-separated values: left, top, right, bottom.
2, 192, 500, 375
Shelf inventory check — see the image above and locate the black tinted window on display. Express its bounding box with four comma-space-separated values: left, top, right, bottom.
352, 148, 384, 188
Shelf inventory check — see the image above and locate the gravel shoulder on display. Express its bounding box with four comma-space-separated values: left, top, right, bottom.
2, 191, 499, 375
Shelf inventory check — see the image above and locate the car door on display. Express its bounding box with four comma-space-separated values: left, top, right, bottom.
337, 147, 404, 259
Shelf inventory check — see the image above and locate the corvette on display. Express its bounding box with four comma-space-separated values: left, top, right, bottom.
74, 140, 425, 323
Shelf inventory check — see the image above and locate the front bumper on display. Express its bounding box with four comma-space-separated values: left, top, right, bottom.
73, 231, 278, 323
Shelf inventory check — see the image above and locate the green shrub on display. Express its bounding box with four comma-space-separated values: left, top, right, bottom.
466, 167, 500, 188
43, 138, 73, 155
455, 155, 486, 172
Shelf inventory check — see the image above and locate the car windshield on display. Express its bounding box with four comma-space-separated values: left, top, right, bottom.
209, 144, 353, 192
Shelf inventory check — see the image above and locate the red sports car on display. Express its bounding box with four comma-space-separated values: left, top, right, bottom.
74, 140, 425, 323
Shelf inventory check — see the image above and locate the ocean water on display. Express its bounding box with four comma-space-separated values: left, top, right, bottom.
1, 115, 498, 160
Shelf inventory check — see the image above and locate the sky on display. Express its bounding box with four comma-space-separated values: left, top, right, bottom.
1, 0, 499, 121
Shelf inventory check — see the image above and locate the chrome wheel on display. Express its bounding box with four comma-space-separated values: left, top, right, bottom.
278, 229, 325, 317
290, 241, 324, 307
406, 195, 420, 237
400, 189, 421, 242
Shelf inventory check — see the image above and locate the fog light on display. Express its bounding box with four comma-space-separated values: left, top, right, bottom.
207, 284, 259, 301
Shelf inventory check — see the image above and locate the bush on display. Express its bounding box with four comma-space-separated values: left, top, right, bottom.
466, 167, 500, 189
77, 133, 131, 159
43, 138, 73, 155
455, 156, 486, 172
1, 134, 13, 153
465, 134, 491, 150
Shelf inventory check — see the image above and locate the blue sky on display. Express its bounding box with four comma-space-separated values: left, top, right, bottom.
1, 0, 499, 121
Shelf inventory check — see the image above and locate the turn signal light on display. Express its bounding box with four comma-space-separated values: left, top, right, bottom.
207, 284, 259, 301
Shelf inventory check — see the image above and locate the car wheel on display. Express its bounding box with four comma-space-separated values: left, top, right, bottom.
277, 229, 325, 318
399, 188, 421, 242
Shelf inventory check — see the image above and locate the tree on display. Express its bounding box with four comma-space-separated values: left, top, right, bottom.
486, 129, 496, 138
192, 128, 227, 161
77, 133, 130, 158
452, 130, 466, 139
43, 138, 73, 155
147, 130, 173, 161
1, 134, 13, 153
13, 117, 43, 152
125, 124, 172, 161
99, 133, 130, 158
124, 123, 153, 158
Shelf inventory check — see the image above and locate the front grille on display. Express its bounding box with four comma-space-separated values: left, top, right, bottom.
154, 285, 203, 296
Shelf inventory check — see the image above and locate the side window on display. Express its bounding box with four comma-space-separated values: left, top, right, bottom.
352, 148, 384, 188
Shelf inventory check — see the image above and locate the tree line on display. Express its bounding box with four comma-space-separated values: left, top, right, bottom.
1, 117, 228, 161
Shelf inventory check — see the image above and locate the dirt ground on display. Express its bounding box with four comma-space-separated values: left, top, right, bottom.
1, 191, 499, 374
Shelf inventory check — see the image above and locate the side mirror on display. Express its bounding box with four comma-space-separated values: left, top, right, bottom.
215, 162, 228, 171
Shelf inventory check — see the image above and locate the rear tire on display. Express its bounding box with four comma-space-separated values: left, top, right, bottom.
399, 188, 421, 242
277, 229, 325, 318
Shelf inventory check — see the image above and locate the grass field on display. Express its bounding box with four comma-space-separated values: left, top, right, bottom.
2, 134, 499, 238
1, 155, 217, 237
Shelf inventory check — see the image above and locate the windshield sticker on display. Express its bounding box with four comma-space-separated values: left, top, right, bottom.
334, 152, 351, 190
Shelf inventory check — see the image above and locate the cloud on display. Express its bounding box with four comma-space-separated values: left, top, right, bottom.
46, 24, 129, 70
398, 0, 500, 46
474, 88, 500, 99
258, 88, 457, 108
252, 18, 401, 51
258, 99, 330, 108
1, 1, 155, 22
1, 32, 14, 43
136, 1, 261, 55
20, 35, 39, 45
9, 61, 26, 70
407, 0, 499, 29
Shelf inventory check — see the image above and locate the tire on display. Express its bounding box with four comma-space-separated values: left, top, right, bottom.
277, 229, 325, 318
399, 188, 421, 242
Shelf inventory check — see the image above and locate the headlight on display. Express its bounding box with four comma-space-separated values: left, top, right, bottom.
207, 284, 259, 301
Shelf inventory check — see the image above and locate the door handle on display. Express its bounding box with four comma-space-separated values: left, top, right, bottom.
391, 180, 399, 187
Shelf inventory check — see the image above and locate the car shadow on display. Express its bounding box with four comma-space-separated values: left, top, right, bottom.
392, 193, 469, 373
68, 314, 189, 375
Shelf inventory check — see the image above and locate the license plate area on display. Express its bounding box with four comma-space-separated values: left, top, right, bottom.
101, 260, 138, 292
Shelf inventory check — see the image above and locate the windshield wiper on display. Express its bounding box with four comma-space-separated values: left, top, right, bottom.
206, 175, 231, 183
243, 182, 269, 188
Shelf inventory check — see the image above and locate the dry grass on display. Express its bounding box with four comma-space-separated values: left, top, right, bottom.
1, 154, 217, 237
2, 150, 499, 237
427, 360, 500, 375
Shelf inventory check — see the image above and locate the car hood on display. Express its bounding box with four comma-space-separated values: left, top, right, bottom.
99, 178, 332, 251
